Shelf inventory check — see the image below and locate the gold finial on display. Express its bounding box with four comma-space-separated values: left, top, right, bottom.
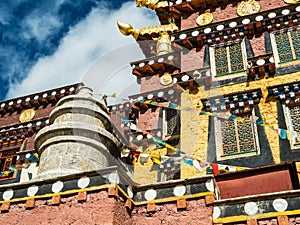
117, 22, 178, 55
117, 21, 139, 39
237, 0, 260, 17
136, 0, 168, 10
156, 31, 172, 55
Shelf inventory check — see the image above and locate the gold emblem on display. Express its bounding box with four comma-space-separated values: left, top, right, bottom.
160, 72, 173, 86
19, 109, 35, 123
284, 0, 300, 3
196, 13, 213, 26
237, 0, 261, 16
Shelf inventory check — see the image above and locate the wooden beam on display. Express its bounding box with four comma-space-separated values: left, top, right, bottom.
277, 215, 288, 225
183, 38, 194, 50
247, 219, 257, 225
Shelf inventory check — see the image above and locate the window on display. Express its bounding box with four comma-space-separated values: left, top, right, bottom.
215, 110, 259, 160
0, 140, 20, 180
272, 29, 300, 63
283, 104, 300, 149
210, 40, 247, 77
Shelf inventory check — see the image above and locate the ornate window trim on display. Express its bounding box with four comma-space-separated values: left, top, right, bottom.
271, 28, 300, 66
209, 39, 248, 78
282, 104, 300, 149
214, 109, 260, 161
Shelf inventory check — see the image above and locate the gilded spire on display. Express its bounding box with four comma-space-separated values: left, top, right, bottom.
135, 0, 168, 10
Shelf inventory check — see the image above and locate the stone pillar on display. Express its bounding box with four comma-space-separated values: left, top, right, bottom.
35, 86, 121, 179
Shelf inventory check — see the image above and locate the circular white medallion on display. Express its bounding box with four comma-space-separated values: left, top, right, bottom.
108, 173, 120, 184
269, 57, 274, 63
168, 89, 174, 95
282, 9, 290, 15
27, 185, 39, 196
52, 181, 64, 193
137, 96, 144, 102
204, 28, 211, 34
256, 59, 265, 66
139, 62, 145, 67
168, 55, 174, 60
147, 94, 154, 99
244, 202, 258, 216
25, 153, 31, 159
78, 177, 90, 189
205, 179, 215, 192
216, 25, 224, 31
157, 91, 164, 97
136, 134, 143, 141
173, 185, 186, 196
213, 206, 221, 219
148, 60, 155, 65
179, 33, 187, 40
296, 6, 300, 12
229, 22, 237, 28
173, 78, 178, 83
3, 189, 14, 200
1, 103, 5, 108
255, 15, 263, 21
268, 12, 276, 18
192, 31, 199, 37
145, 189, 157, 201
181, 75, 190, 82
171, 36, 175, 41
273, 199, 288, 212
147, 134, 153, 139
242, 19, 251, 25
158, 58, 164, 63
127, 186, 133, 198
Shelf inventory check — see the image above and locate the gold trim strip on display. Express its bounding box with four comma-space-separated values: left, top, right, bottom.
213, 209, 300, 224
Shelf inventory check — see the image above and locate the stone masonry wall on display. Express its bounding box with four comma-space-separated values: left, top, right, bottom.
129, 198, 213, 225
0, 191, 130, 225
0, 190, 213, 225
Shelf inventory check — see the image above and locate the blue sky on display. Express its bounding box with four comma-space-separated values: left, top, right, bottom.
0, 0, 158, 101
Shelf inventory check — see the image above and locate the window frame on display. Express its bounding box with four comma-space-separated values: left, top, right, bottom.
271, 28, 300, 65
214, 109, 260, 161
209, 38, 248, 78
282, 104, 300, 149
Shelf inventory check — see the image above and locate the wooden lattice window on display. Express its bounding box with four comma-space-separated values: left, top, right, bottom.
274, 29, 300, 63
214, 43, 245, 76
166, 109, 180, 136
215, 111, 259, 159
283, 104, 300, 149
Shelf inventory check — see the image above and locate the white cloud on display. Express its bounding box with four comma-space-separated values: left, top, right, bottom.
22, 12, 62, 42
7, 1, 159, 99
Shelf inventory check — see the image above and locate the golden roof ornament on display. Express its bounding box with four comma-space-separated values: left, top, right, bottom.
19, 108, 35, 123
160, 72, 173, 86
284, 0, 300, 3
196, 13, 214, 26
117, 22, 178, 55
136, 0, 168, 10
237, 0, 261, 16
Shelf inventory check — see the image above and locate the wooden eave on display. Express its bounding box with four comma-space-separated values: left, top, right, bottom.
0, 83, 82, 116
247, 53, 276, 81
0, 117, 49, 134
130, 52, 181, 78
170, 3, 300, 50
155, 0, 232, 24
